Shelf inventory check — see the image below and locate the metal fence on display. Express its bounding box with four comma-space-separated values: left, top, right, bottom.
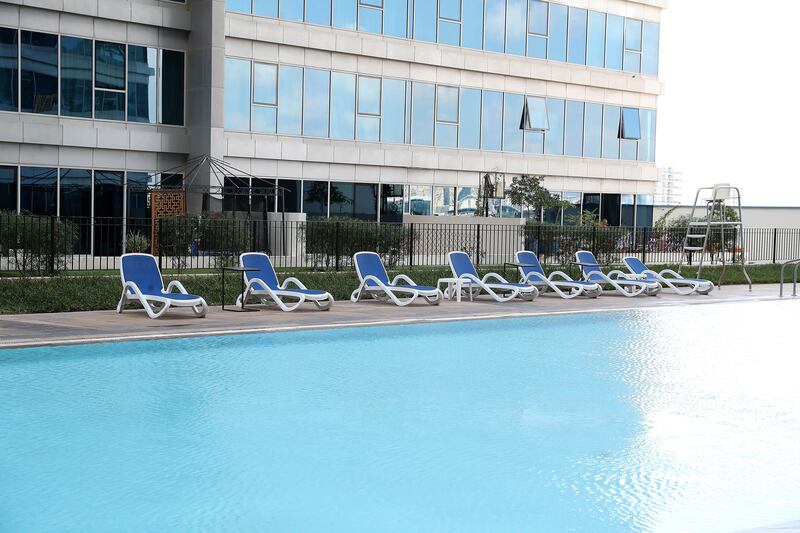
2, 213, 800, 275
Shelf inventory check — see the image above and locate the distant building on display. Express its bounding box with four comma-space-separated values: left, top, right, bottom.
656, 167, 683, 205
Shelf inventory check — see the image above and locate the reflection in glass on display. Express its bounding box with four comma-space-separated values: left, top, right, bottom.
602, 105, 620, 159
127, 45, 157, 123
252, 105, 277, 133
306, 0, 332, 25
456, 187, 478, 216
543, 191, 561, 224
562, 191, 581, 225
545, 98, 565, 155
583, 102, 602, 158
354, 183, 378, 220
411, 82, 434, 145
440, 0, 460, 20
227, 0, 252, 13
358, 76, 381, 115
95, 90, 125, 121
253, 63, 277, 105
547, 3, 567, 61
126, 171, 155, 249
638, 109, 656, 162
502, 93, 523, 152
564, 100, 584, 157
484, 0, 506, 53
642, 21, 660, 76
458, 87, 481, 149
605, 14, 624, 70
409, 185, 432, 216
621, 194, 635, 227
356, 116, 380, 141
521, 96, 548, 131
95, 41, 126, 90
436, 85, 458, 122
524, 131, 544, 154
481, 90, 503, 151
462, 0, 484, 50
277, 179, 302, 213
303, 180, 329, 218
582, 192, 600, 221
381, 78, 406, 143
280, 0, 304, 21
636, 194, 654, 228
623, 50, 641, 73
620, 107, 641, 139
0, 166, 16, 212
625, 18, 642, 51
438, 21, 461, 46
60, 36, 93, 118
567, 7, 587, 65
528, 0, 548, 35
20, 167, 57, 216
436, 123, 458, 147
278, 65, 303, 134
94, 171, 124, 256
21, 31, 58, 115
433, 186, 455, 216
225, 58, 251, 131
505, 0, 526, 56
0, 27, 18, 112
359, 5, 383, 33
303, 68, 330, 137
586, 11, 606, 68
331, 72, 356, 140
413, 0, 437, 42
380, 184, 405, 223
384, 0, 408, 37
333, 0, 358, 29
161, 50, 185, 126
254, 0, 279, 17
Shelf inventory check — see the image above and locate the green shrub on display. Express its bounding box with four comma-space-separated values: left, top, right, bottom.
0, 212, 77, 276
124, 230, 151, 254
301, 218, 408, 269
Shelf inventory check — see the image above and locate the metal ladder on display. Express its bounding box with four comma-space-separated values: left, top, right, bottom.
679, 184, 752, 291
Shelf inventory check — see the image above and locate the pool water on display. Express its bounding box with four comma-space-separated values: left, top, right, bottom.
1, 301, 800, 532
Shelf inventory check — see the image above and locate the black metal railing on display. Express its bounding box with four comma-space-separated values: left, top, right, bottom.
2, 212, 800, 276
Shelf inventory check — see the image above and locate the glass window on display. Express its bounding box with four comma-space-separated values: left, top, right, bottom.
642, 21, 660, 76
586, 11, 606, 68
280, 0, 304, 20
456, 187, 478, 216
544, 98, 564, 155
94, 171, 124, 256
620, 138, 637, 161
484, 0, 506, 53
481, 90, 503, 151
583, 102, 602, 158
528, 0, 548, 35
359, 2, 383, 33
462, 0, 484, 50
521, 95, 548, 131
354, 183, 377, 220
20, 31, 58, 115
227, 0, 252, 13
458, 87, 481, 149
543, 191, 561, 224
562, 191, 581, 225
601, 105, 620, 159
127, 45, 157, 123
505, 0, 526, 56
621, 194, 634, 227
408, 185, 432, 216
440, 0, 460, 20
333, 0, 358, 29
564, 100, 584, 157
381, 78, 406, 143
502, 93, 523, 152
253, 63, 277, 133
225, 58, 251, 131
303, 68, 330, 137
433, 186, 455, 216
567, 7, 587, 65
277, 179, 302, 213
384, 0, 408, 37
623, 50, 640, 73
436, 85, 459, 122
547, 3, 567, 61
411, 82, 434, 145
357, 75, 381, 141
601, 193, 620, 226
330, 72, 356, 140
95, 41, 125, 91
20, 167, 57, 216
0, 166, 17, 212
126, 172, 155, 244
306, 0, 332, 25
160, 50, 184, 126
0, 27, 18, 112
625, 18, 642, 51
582, 192, 600, 220
277, 65, 303, 135
438, 20, 461, 46
95, 90, 125, 121
635, 194, 654, 228
380, 184, 405, 222
329, 182, 354, 218
605, 14, 624, 70
254, 0, 279, 17
60, 36, 93, 118
620, 107, 641, 140
413, 0, 437, 42
524, 130, 543, 154
302, 180, 328, 218
638, 109, 656, 162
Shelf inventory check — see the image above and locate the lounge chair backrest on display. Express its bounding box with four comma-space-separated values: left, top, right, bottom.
121, 254, 165, 295
623, 257, 658, 281
449, 251, 479, 278
354, 252, 391, 286
241, 253, 280, 290
515, 250, 545, 277
575, 250, 603, 279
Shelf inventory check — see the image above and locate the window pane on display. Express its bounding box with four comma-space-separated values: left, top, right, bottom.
484, 0, 506, 53
462, 0, 484, 50
458, 87, 481, 149
61, 168, 93, 253
409, 185, 432, 216
563, 191, 581, 225
586, 11, 606, 68
438, 21, 461, 46
435, 123, 458, 147
21, 31, 58, 115
357, 76, 381, 115
0, 166, 16, 212
60, 36, 93, 118
303, 68, 330, 137
333, 0, 357, 29
625, 18, 642, 51
527, 35, 546, 59
456, 187, 478, 216
354, 183, 377, 221
440, 0, 461, 20
411, 82, 434, 145
605, 14, 624, 70
502, 92, 523, 152
306, 0, 331, 24
380, 184, 404, 222
602, 104, 620, 159
545, 98, 564, 155
280, 0, 304, 21
636, 194, 653, 228
620, 107, 641, 139
547, 3, 567, 61
20, 167, 57, 216
253, 63, 277, 105
277, 65, 303, 134
252, 105, 277, 133
254, 0, 279, 17
413, 0, 437, 42
523, 95, 548, 130
638, 109, 656, 162
642, 21, 660, 76
582, 192, 600, 220
277, 179, 302, 213
95, 171, 124, 256
95, 41, 126, 90
356, 115, 380, 141
358, 6, 383, 33
384, 0, 408, 37
564, 100, 584, 157
524, 131, 543, 154
583, 102, 602, 158
620, 139, 637, 161
381, 78, 406, 143
303, 180, 328, 218
433, 186, 455, 216
227, 0, 252, 13
436, 85, 458, 122
330, 72, 356, 139
567, 7, 587, 65
127, 45, 157, 123
161, 50, 184, 126
623, 51, 640, 73
481, 90, 503, 150
505, 0, 526, 56
528, 0, 547, 35
329, 182, 354, 217
0, 28, 18, 112
225, 58, 251, 131
95, 90, 125, 121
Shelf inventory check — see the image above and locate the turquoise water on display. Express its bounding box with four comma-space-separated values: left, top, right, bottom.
1, 301, 800, 532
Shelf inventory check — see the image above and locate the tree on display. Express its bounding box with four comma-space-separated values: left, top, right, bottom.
506, 175, 564, 216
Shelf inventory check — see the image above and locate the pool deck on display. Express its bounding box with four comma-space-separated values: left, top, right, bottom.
0, 283, 791, 349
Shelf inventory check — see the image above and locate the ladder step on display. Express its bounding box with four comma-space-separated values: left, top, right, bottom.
689, 221, 743, 226
683, 247, 705, 251
686, 234, 707, 238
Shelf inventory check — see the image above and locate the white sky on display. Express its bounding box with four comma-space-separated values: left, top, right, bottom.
657, 1, 800, 206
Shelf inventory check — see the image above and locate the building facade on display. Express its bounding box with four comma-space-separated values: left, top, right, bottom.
655, 166, 681, 206
0, 0, 664, 253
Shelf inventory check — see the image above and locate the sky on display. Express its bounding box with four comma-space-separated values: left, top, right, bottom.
657, 1, 800, 206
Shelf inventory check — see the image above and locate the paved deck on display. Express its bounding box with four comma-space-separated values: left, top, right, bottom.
0, 284, 790, 349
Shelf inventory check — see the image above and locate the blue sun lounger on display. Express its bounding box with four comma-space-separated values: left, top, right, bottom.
239, 252, 333, 311
351, 252, 442, 306
575, 250, 660, 297
117, 253, 208, 318
622, 256, 714, 295
515, 250, 601, 299
444, 251, 538, 302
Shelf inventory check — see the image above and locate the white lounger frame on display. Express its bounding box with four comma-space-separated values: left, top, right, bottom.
515, 251, 601, 299
350, 252, 442, 306
576, 251, 660, 297
622, 257, 714, 295
444, 251, 539, 302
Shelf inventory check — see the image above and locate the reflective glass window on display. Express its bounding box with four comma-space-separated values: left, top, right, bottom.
481, 90, 503, 150
635, 194, 654, 228
601, 105, 620, 159
620, 107, 641, 140
600, 194, 620, 225
605, 14, 624, 70
252, 105, 277, 133
586, 11, 605, 68
227, 0, 252, 13
21, 31, 58, 115
562, 191, 581, 225
625, 18, 642, 51
506, 0, 526, 56
384, 0, 408, 37
330, 72, 356, 140
303, 180, 328, 218
642, 21, 660, 76
502, 92, 523, 152
254, 0, 279, 16
0, 27, 18, 112
127, 45, 157, 123
359, 3, 383, 33
333, 0, 358, 29
544, 98, 564, 155
547, 3, 567, 61
0, 166, 16, 212
484, 0, 506, 53
280, 0, 304, 21
60, 36, 93, 118
521, 96, 548, 131
567, 7, 587, 65
303, 68, 330, 137
95, 90, 125, 121
380, 184, 405, 222
524, 130, 543, 154
356, 115, 380, 141
462, 0, 484, 50
277, 179, 302, 213
161, 50, 184, 126
381, 78, 406, 143
440, 0, 460, 20
620, 139, 637, 161
253, 63, 277, 105
564, 100, 584, 157
528, 0, 548, 35
456, 187, 478, 216
357, 76, 381, 115
413, 0, 437, 42
60, 169, 92, 253
94, 171, 124, 256
583, 102, 602, 158
95, 41, 125, 90
329, 182, 355, 218
409, 185, 432, 215
458, 87, 481, 149
438, 20, 461, 46
20, 167, 57, 216
638, 109, 656, 162
436, 85, 458, 122
225, 58, 251, 131
433, 186, 455, 216
306, 0, 332, 25
623, 50, 640, 73
277, 65, 303, 134
621, 194, 634, 227
411, 82, 434, 145
354, 183, 377, 220
582, 192, 600, 221
126, 172, 155, 241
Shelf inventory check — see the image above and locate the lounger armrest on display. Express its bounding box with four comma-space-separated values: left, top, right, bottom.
456, 273, 482, 285
658, 269, 681, 279
166, 280, 189, 294
281, 277, 307, 290
608, 270, 639, 280
122, 280, 145, 298
547, 271, 573, 282
391, 274, 415, 286
522, 271, 548, 283
482, 272, 509, 284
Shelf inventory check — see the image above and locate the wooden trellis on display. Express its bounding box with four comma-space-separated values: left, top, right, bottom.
150, 190, 185, 255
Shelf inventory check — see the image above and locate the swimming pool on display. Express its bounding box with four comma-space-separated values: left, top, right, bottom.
1, 300, 799, 532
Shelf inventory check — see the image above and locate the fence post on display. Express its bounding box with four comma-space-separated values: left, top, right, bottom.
158, 219, 163, 270
591, 225, 597, 255
408, 223, 414, 268
773, 228, 778, 264
334, 220, 341, 272
49, 216, 56, 276
475, 224, 481, 266
642, 227, 647, 264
